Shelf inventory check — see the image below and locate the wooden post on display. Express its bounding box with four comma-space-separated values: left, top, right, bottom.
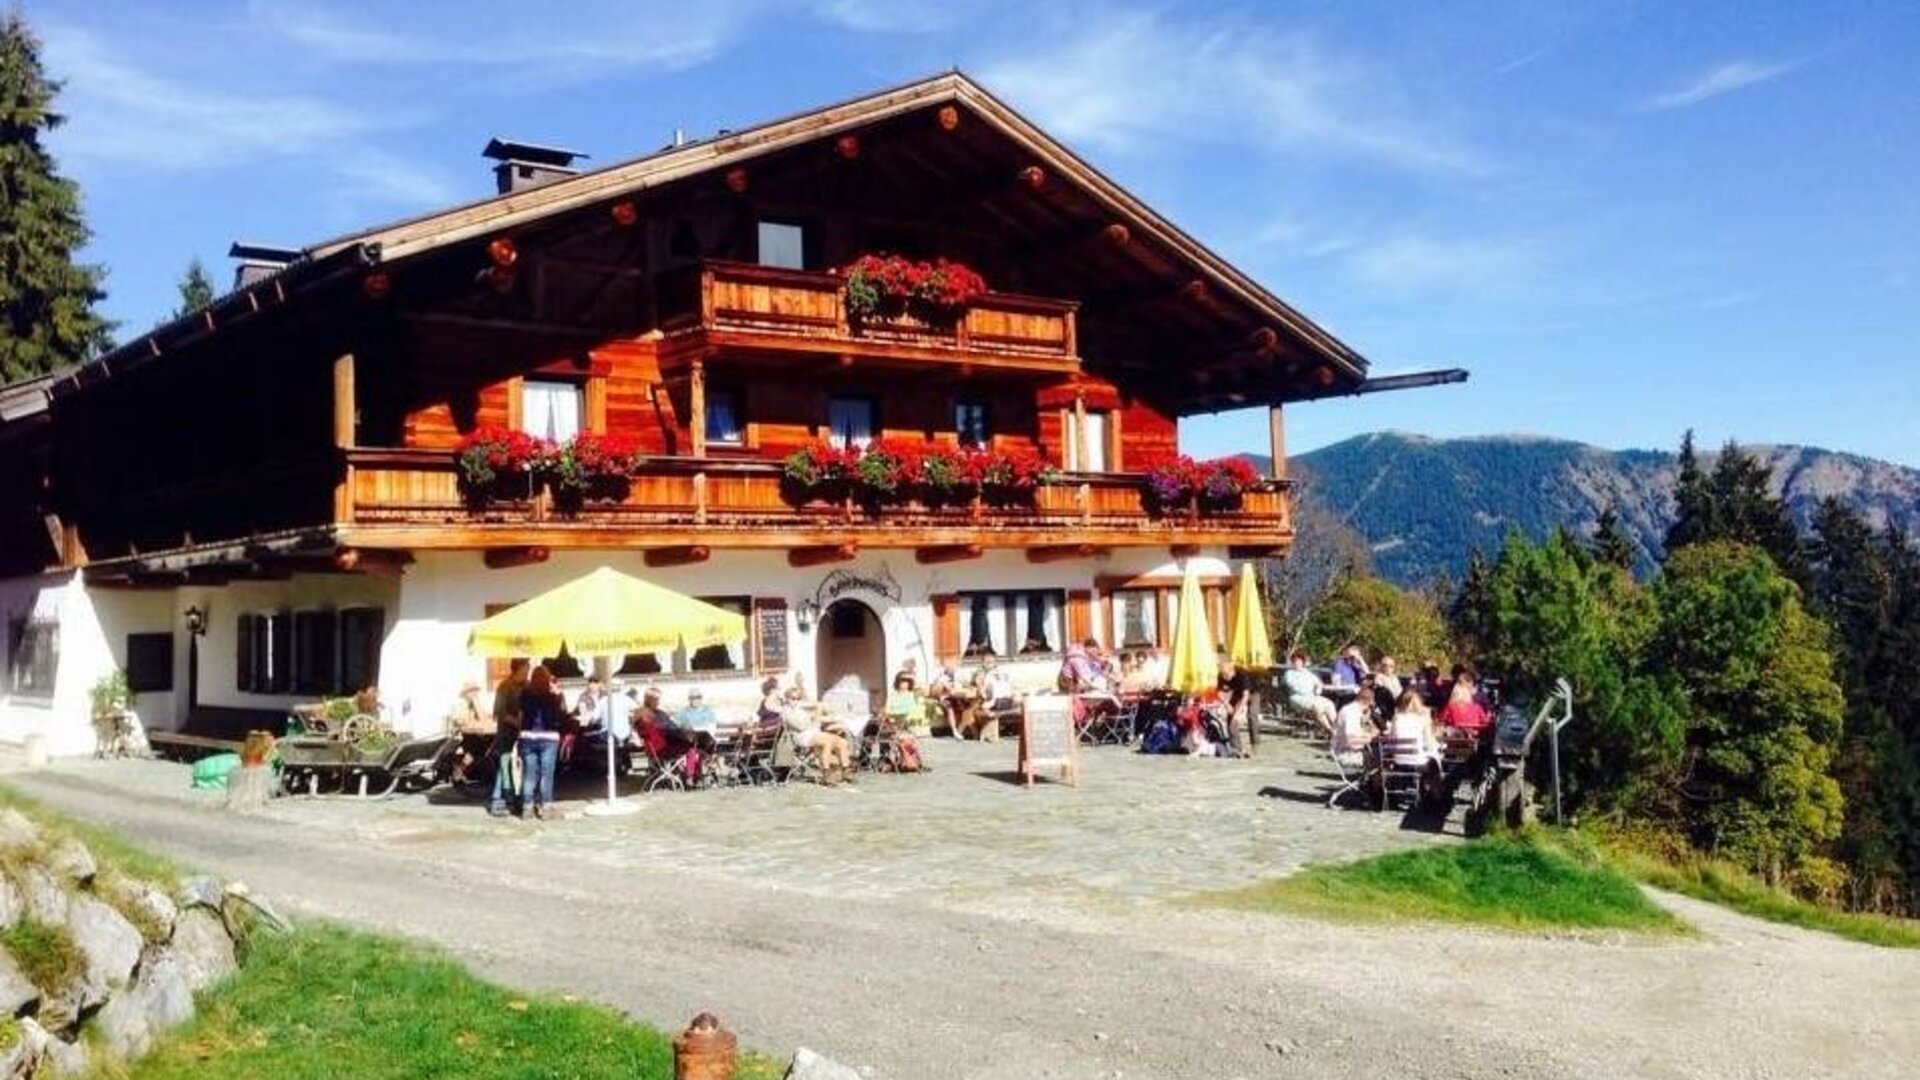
1073, 391, 1088, 472
333, 352, 356, 522
689, 358, 707, 459
1268, 405, 1287, 480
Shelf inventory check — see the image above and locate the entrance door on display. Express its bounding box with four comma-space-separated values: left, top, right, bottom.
815, 599, 886, 700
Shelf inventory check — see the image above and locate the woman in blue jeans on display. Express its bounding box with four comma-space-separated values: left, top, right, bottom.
517, 665, 565, 819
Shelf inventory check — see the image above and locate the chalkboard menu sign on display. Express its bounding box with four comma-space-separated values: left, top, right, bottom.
753, 598, 788, 673
1019, 694, 1079, 787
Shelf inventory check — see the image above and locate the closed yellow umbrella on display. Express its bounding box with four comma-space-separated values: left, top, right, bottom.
1165, 561, 1216, 695
468, 565, 746, 659
1226, 562, 1274, 672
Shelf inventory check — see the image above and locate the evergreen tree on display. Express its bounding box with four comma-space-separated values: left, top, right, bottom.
1590, 507, 1637, 572
1447, 547, 1495, 661
173, 257, 215, 318
0, 12, 111, 382
1653, 541, 1845, 883
1665, 429, 1711, 552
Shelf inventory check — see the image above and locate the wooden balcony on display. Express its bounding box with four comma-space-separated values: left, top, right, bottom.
336, 448, 1290, 555
658, 260, 1079, 374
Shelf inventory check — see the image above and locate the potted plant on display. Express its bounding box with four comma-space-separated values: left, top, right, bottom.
1141, 455, 1262, 516
840, 253, 988, 324
1197, 456, 1262, 512
454, 426, 547, 505
853, 438, 925, 509
980, 447, 1058, 507
781, 441, 859, 503
90, 670, 132, 719
544, 432, 640, 512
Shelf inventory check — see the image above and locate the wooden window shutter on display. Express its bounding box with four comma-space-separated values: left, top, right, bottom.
236, 614, 257, 693
1066, 589, 1093, 646
931, 594, 960, 665
268, 611, 293, 694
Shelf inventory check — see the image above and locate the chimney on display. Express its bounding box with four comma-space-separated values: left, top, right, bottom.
226, 242, 301, 290
482, 138, 586, 194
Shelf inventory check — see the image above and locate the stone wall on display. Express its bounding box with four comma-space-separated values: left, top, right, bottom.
0, 809, 249, 1076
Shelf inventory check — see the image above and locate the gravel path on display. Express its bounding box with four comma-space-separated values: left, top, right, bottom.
4, 745, 1915, 1079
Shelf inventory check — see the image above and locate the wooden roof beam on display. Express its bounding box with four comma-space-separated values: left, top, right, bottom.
788, 543, 857, 568
483, 545, 549, 569
1027, 543, 1100, 564
644, 545, 711, 567
916, 544, 983, 565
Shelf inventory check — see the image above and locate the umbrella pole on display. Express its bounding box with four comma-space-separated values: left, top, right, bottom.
583, 655, 640, 817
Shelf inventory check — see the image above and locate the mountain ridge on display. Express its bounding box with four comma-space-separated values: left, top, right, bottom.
1252, 433, 1920, 586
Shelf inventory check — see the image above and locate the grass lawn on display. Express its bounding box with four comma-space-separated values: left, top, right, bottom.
86, 925, 784, 1080
1601, 845, 1920, 950
1200, 830, 1684, 934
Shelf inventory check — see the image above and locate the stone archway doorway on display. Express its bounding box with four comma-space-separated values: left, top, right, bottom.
815, 598, 886, 700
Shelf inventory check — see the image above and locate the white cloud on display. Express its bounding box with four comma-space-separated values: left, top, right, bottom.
812, 0, 955, 33
1344, 231, 1552, 296
40, 24, 452, 216
1640, 58, 1802, 111
980, 10, 1486, 175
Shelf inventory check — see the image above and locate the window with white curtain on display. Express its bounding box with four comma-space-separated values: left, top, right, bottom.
960, 590, 1065, 658
1078, 410, 1110, 472
522, 379, 582, 443
828, 396, 876, 449
1110, 589, 1158, 649
706, 389, 744, 445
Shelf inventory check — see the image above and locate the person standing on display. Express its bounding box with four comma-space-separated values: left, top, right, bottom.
517, 665, 566, 820
1217, 658, 1252, 757
487, 658, 529, 817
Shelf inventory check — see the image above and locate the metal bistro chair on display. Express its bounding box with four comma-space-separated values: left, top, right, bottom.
1325, 732, 1374, 809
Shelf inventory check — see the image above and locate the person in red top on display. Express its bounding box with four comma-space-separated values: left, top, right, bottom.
1437, 677, 1490, 734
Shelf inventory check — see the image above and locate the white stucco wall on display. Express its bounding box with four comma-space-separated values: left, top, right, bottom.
375, 546, 1233, 734
185, 574, 402, 719
0, 573, 177, 756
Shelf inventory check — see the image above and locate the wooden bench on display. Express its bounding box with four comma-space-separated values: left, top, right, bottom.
147, 706, 289, 762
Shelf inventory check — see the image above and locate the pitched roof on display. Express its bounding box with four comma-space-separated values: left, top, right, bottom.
308, 71, 1368, 378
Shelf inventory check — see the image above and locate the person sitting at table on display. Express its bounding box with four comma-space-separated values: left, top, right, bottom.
1437, 676, 1490, 735
678, 687, 720, 738
1330, 646, 1370, 687
1118, 651, 1156, 695
955, 658, 1014, 741
1385, 688, 1444, 800
891, 657, 919, 693
1281, 649, 1337, 732
1373, 655, 1405, 713
781, 689, 854, 784
445, 680, 496, 785
1333, 674, 1379, 759
756, 676, 787, 731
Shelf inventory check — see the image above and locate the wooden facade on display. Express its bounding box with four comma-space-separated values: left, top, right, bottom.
3, 73, 1384, 586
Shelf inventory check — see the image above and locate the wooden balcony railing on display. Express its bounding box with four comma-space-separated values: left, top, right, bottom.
338, 448, 1290, 552
658, 260, 1079, 373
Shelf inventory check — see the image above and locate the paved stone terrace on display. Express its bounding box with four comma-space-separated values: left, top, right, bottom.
26, 732, 1451, 911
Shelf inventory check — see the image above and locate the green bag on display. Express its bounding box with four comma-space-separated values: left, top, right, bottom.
191, 752, 242, 791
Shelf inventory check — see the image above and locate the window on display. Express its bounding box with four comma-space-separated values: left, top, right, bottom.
292, 611, 338, 695
7, 618, 58, 696
339, 608, 385, 693
954, 401, 990, 448
125, 633, 174, 694
237, 612, 291, 694
757, 221, 806, 270
706, 388, 744, 445
521, 379, 582, 443
1110, 589, 1159, 650
959, 590, 1065, 658
616, 596, 750, 677
827, 396, 876, 450
1072, 410, 1110, 472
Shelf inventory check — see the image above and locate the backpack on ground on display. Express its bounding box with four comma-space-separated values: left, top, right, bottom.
1141, 717, 1181, 755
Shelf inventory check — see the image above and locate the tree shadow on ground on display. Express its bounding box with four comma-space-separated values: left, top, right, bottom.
972, 770, 1049, 787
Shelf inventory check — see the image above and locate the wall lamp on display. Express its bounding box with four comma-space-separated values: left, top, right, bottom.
184, 605, 208, 637
795, 598, 820, 633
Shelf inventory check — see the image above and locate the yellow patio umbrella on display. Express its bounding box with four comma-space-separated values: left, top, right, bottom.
470, 566, 747, 818
1165, 561, 1217, 695
469, 565, 746, 660
1226, 562, 1275, 672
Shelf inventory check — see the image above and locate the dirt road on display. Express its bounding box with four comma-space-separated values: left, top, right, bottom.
7, 758, 1914, 1079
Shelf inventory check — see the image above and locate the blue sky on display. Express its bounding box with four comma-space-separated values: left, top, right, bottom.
29, 0, 1920, 466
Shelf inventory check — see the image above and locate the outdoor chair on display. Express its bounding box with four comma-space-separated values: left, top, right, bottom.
1377, 734, 1434, 812
1325, 733, 1373, 810
735, 723, 786, 786
641, 743, 694, 792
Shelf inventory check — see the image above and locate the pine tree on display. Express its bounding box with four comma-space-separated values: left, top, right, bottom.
1590, 507, 1637, 572
0, 12, 111, 382
1447, 547, 1495, 661
173, 258, 215, 318
1665, 430, 1711, 552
